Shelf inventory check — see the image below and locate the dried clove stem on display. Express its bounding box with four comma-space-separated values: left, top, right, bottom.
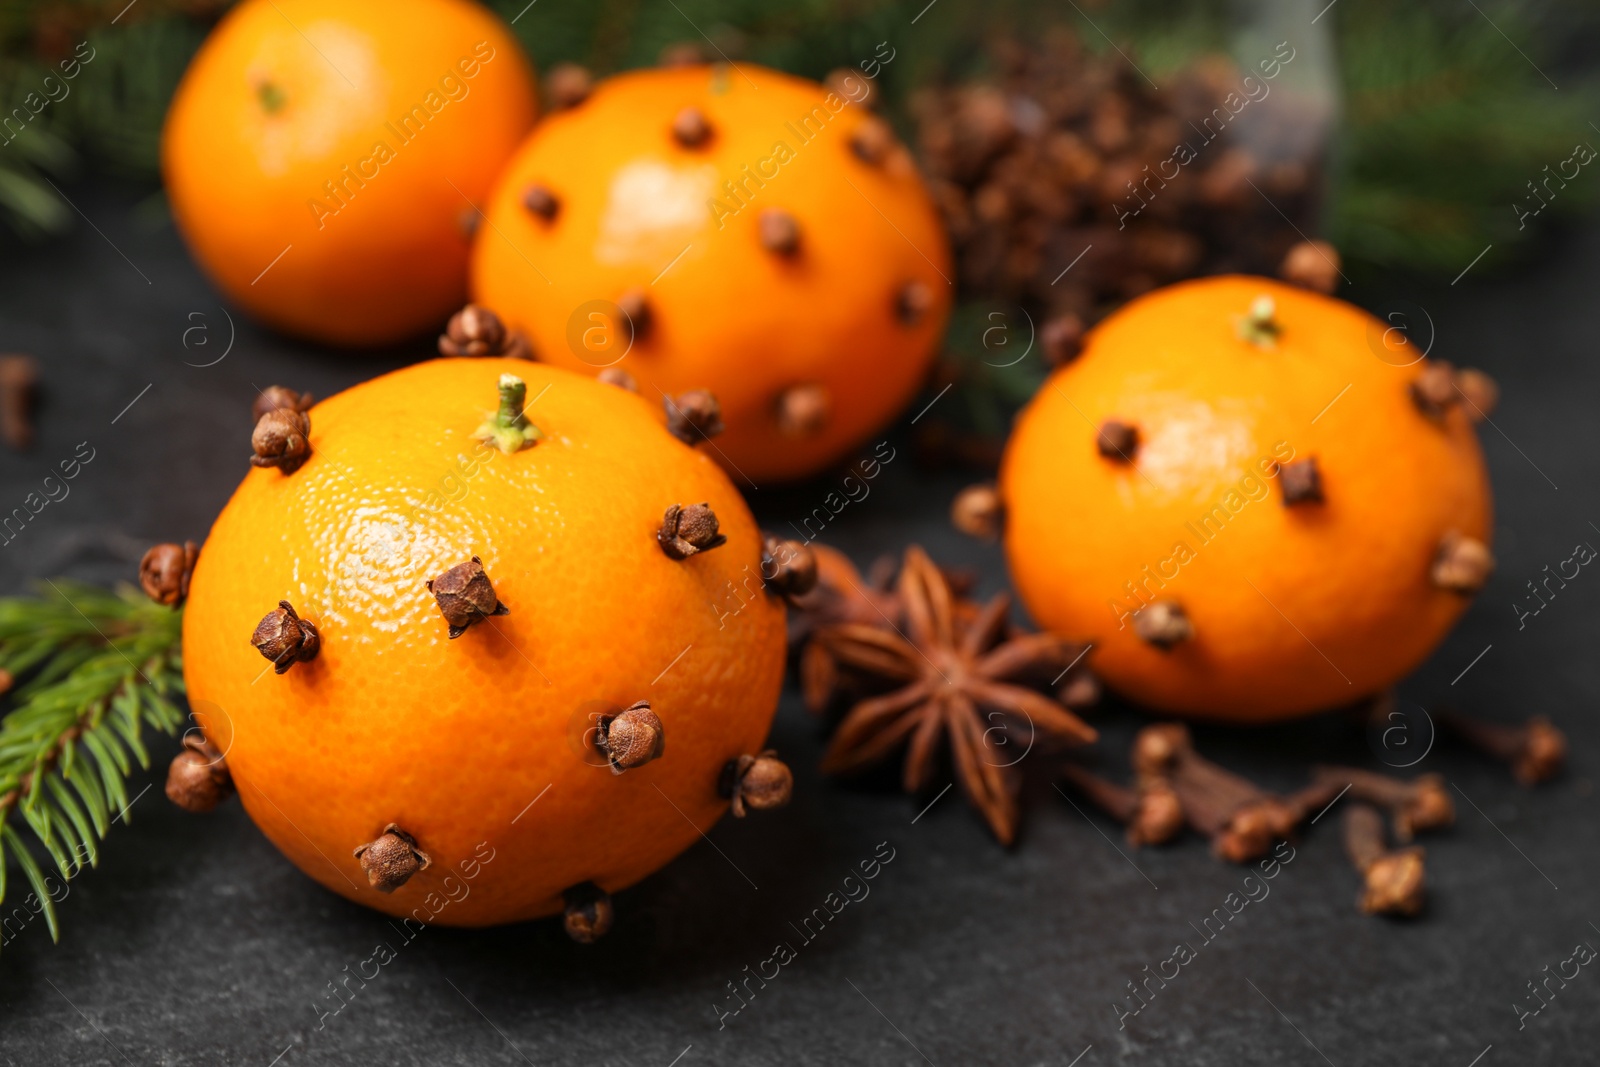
1438, 711, 1566, 785
1343, 802, 1426, 917
1314, 766, 1453, 842
1060, 764, 1184, 847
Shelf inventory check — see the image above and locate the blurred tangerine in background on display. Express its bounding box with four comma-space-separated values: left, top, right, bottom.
162, 0, 537, 347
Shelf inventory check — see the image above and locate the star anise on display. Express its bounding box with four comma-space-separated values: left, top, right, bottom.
816, 546, 1098, 844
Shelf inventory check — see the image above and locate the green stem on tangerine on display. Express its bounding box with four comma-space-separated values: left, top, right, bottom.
474, 374, 542, 454
1236, 295, 1282, 348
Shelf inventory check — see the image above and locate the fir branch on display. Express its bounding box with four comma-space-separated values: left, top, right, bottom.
0, 580, 183, 954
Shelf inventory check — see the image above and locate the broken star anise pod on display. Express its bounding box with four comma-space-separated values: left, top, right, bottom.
816, 545, 1098, 845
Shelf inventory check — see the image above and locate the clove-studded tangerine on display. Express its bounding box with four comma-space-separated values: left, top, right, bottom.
469, 62, 951, 483
182, 358, 790, 928
996, 275, 1494, 720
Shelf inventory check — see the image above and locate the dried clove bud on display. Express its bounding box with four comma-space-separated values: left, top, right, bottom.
0, 354, 38, 450
657, 503, 727, 560
354, 824, 431, 893
1410, 361, 1458, 418
759, 208, 801, 256
438, 304, 531, 360
1278, 240, 1341, 293
849, 118, 894, 164
950, 483, 1004, 540
563, 881, 614, 942
1431, 532, 1494, 593
251, 600, 320, 673
1040, 314, 1085, 366
139, 540, 199, 607
545, 62, 592, 109
1440, 711, 1566, 785
664, 389, 724, 443
521, 183, 560, 221
1096, 419, 1139, 461
895, 281, 934, 326
1455, 368, 1499, 420
250, 408, 311, 474
616, 289, 652, 343
721, 750, 793, 817
1133, 601, 1191, 649
1058, 668, 1102, 710
1131, 781, 1187, 846
1130, 723, 1189, 777
598, 701, 665, 772
1059, 765, 1185, 847
1343, 803, 1425, 916
1314, 766, 1453, 842
428, 556, 510, 638
762, 535, 818, 598
1279, 457, 1323, 506
597, 366, 638, 392
252, 385, 312, 423
775, 383, 830, 437
165, 735, 233, 813
671, 106, 712, 148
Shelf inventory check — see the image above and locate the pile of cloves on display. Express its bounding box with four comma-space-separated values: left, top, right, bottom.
912, 29, 1324, 329
1062, 709, 1567, 919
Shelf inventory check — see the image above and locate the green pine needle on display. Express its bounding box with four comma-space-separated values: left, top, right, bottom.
0, 581, 183, 955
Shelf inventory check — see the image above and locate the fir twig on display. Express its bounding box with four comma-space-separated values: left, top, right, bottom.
0, 580, 183, 953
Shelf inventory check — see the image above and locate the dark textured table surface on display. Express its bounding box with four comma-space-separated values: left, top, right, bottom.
1, 183, 1597, 1066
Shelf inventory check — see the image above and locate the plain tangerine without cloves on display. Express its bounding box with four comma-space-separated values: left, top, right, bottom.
163, 0, 537, 347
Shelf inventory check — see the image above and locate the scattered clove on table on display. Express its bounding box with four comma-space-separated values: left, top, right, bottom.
1438, 711, 1567, 785
1343, 802, 1426, 917
1059, 764, 1185, 846
1130, 724, 1338, 863
1314, 766, 1454, 842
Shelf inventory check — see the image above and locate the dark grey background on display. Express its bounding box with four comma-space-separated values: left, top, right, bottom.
0, 183, 1594, 1065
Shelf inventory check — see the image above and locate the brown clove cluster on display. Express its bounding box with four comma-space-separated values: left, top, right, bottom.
911, 30, 1322, 338
1060, 723, 1458, 918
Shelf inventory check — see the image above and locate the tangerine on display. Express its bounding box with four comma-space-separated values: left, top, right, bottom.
999, 276, 1494, 720
182, 359, 795, 928
162, 0, 537, 347
470, 62, 951, 483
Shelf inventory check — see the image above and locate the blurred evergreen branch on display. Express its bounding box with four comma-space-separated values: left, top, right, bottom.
1326, 0, 1599, 273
